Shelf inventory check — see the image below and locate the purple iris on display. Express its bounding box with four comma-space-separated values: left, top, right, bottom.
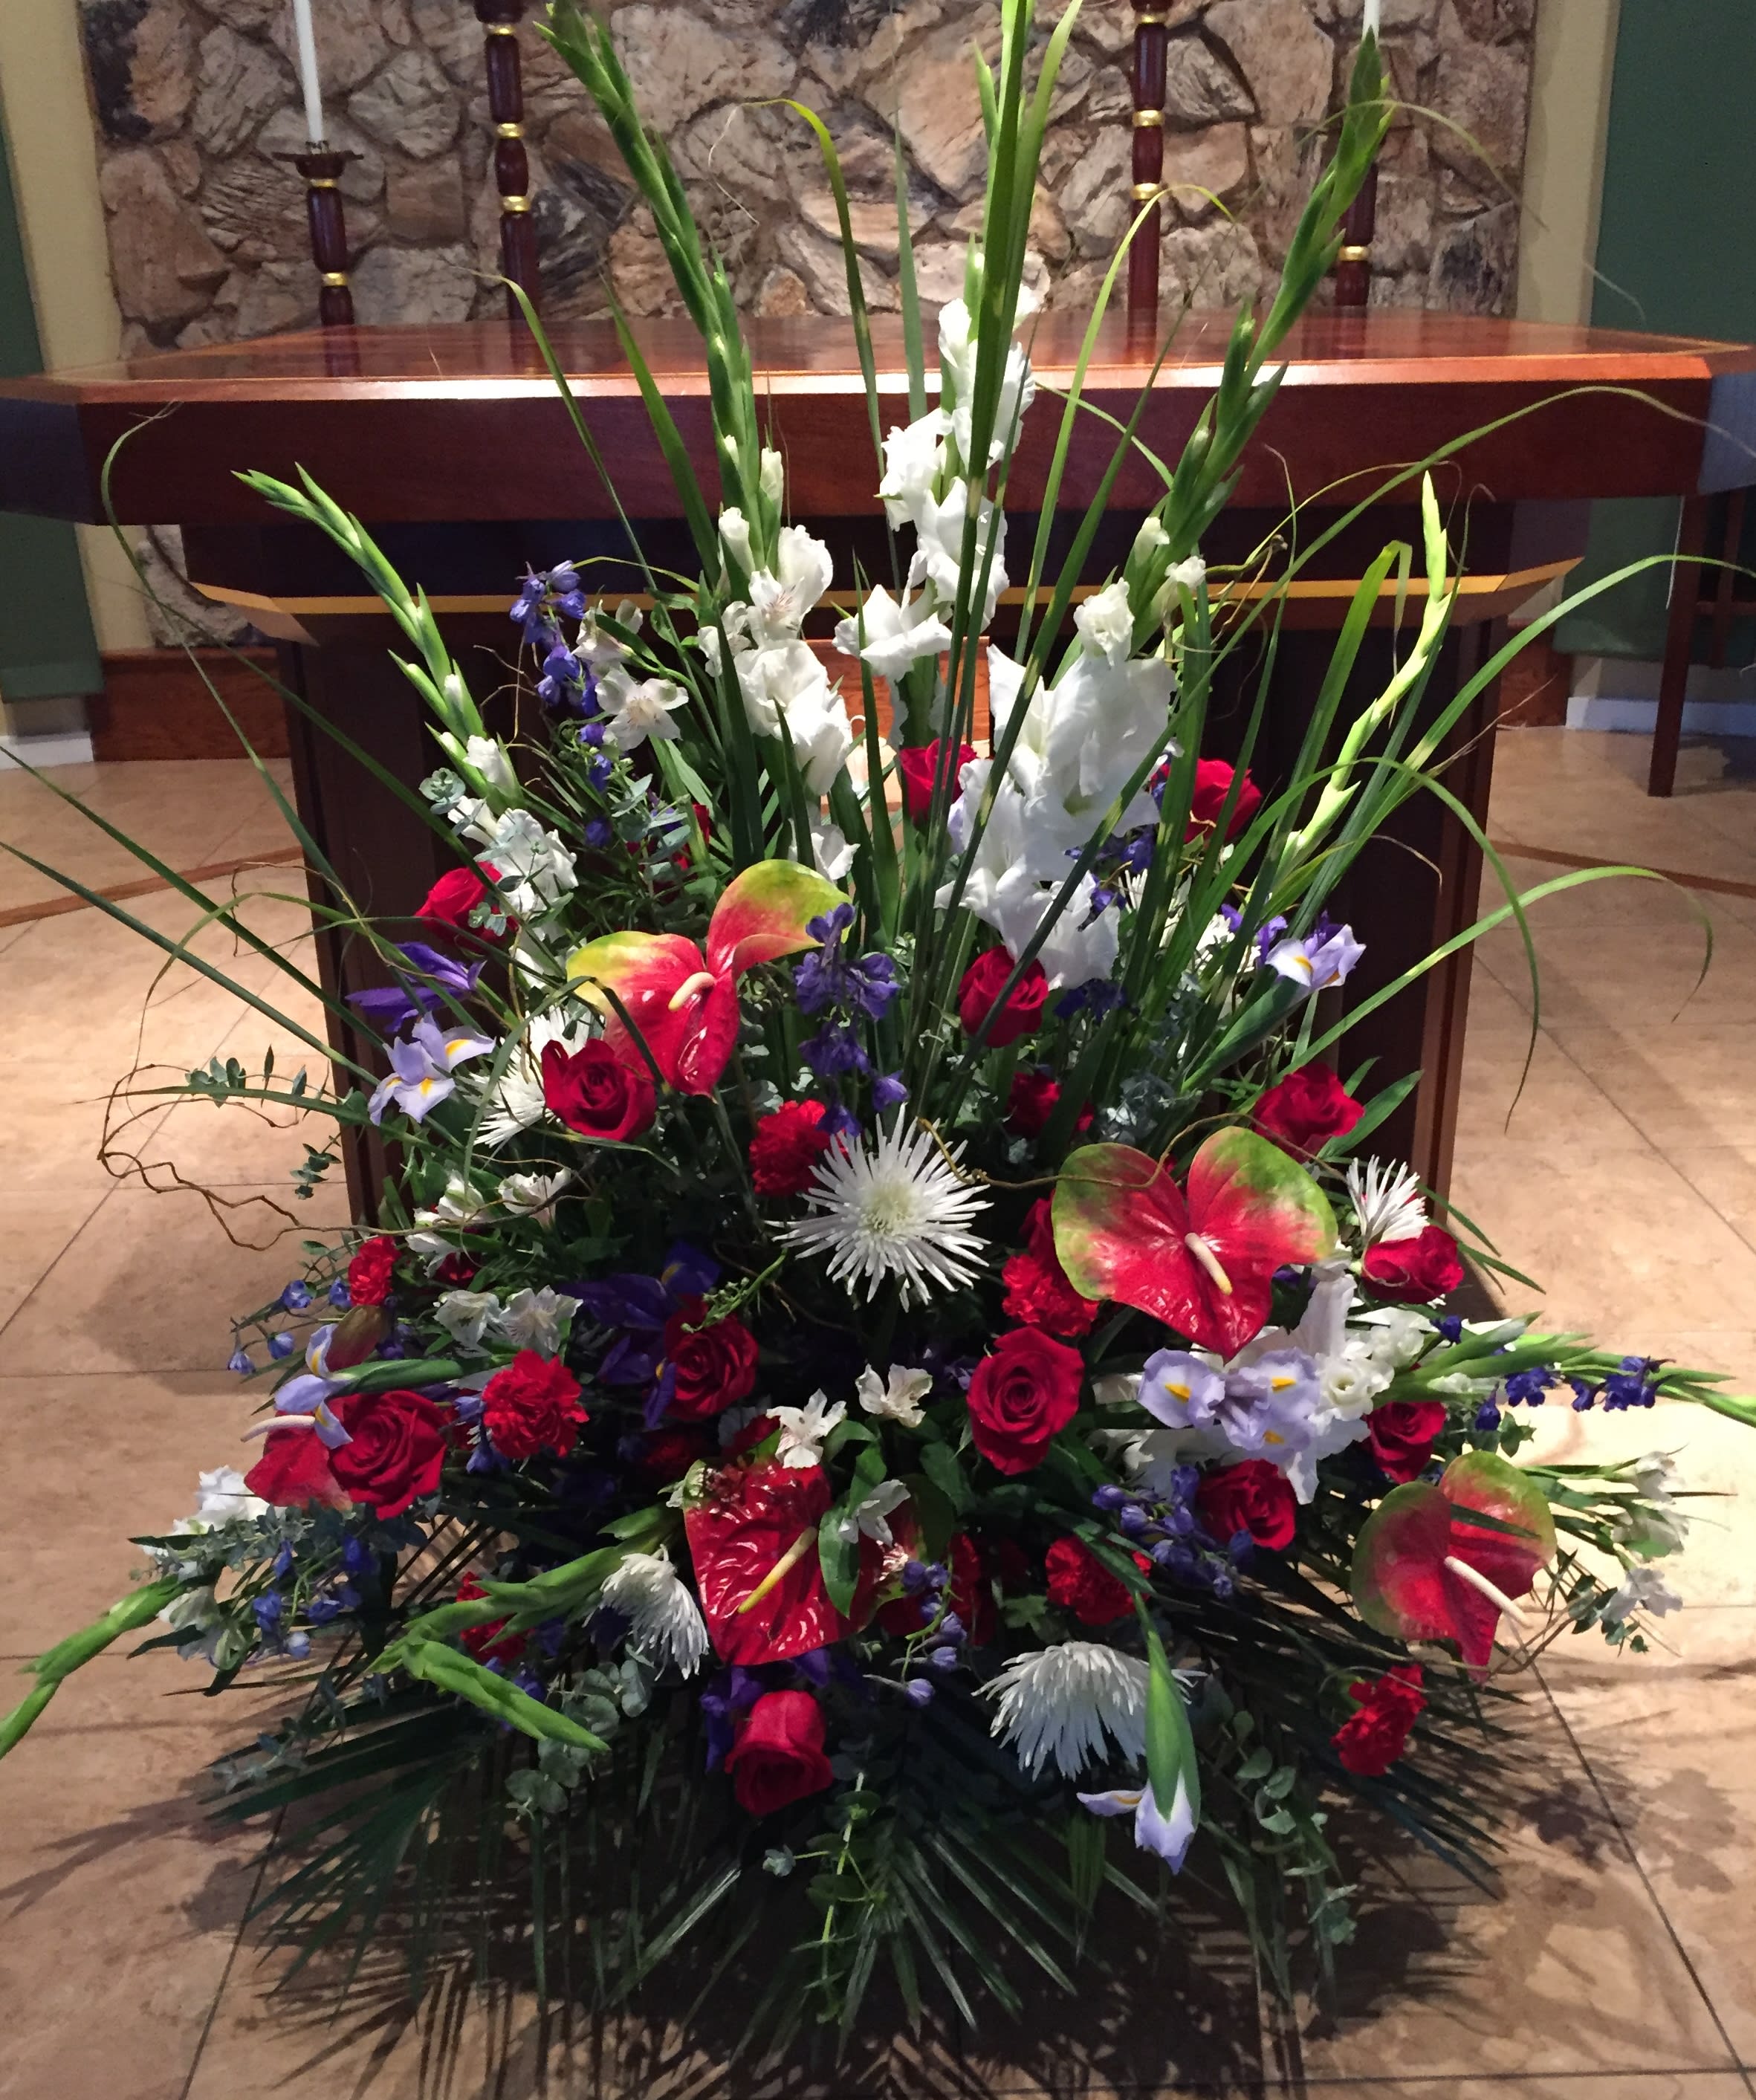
700, 1665, 766, 1771
793, 906, 899, 1020
1253, 914, 1289, 962
1055, 979, 1127, 1021
574, 1242, 719, 1427
1265, 913, 1363, 991
347, 943, 485, 1034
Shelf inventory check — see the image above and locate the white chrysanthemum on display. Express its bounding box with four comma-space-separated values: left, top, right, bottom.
472, 1011, 590, 1148
600, 1552, 708, 1676
984, 1642, 1150, 1780
782, 1117, 989, 1306
1347, 1156, 1428, 1247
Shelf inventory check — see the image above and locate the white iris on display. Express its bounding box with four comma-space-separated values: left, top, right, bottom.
781, 1117, 990, 1306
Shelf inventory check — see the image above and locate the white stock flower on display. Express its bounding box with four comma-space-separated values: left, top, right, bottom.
856, 1363, 933, 1427
496, 1169, 572, 1222
1347, 1158, 1428, 1247
598, 672, 690, 753
783, 1115, 990, 1307
985, 1642, 1150, 1779
462, 806, 577, 915
464, 734, 519, 798
833, 584, 953, 678
435, 1289, 502, 1352
493, 1286, 576, 1358
772, 1390, 847, 1469
600, 1552, 709, 1676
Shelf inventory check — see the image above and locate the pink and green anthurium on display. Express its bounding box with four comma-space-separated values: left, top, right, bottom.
566, 861, 843, 1095
1051, 1127, 1337, 1358
1350, 1451, 1556, 1676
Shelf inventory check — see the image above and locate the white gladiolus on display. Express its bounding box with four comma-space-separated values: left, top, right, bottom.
878, 409, 948, 528
833, 584, 953, 678
464, 734, 519, 797
718, 505, 754, 577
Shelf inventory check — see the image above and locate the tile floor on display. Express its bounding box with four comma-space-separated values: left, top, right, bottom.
1, 730, 1754, 2099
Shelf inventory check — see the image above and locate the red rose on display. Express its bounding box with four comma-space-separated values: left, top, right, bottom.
895, 739, 976, 823
724, 1411, 780, 1459
1045, 1537, 1140, 1626
966, 1326, 1084, 1475
1185, 758, 1261, 842
542, 1039, 656, 1141
660, 1299, 759, 1422
749, 1099, 833, 1196
1005, 1069, 1093, 1141
724, 1689, 835, 1815
456, 1570, 522, 1662
1195, 1459, 1297, 1552
1252, 1063, 1363, 1162
482, 1349, 588, 1461
417, 864, 508, 940
635, 1427, 713, 1485
243, 1426, 345, 1508
1332, 1664, 1425, 1777
327, 1388, 449, 1518
1362, 1225, 1465, 1303
958, 947, 1049, 1051
346, 1234, 399, 1307
1002, 1199, 1100, 1339
1366, 1399, 1448, 1483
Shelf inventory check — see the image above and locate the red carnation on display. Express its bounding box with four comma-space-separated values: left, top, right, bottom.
1253, 1063, 1363, 1162
1332, 1664, 1425, 1777
1363, 1225, 1465, 1303
1006, 1068, 1092, 1141
749, 1099, 834, 1196
482, 1349, 588, 1460
456, 1571, 522, 1662
1366, 1399, 1448, 1483
660, 1299, 759, 1422
966, 1326, 1084, 1475
895, 739, 976, 823
1185, 757, 1261, 842
346, 1234, 399, 1307
1045, 1537, 1141, 1626
1195, 1459, 1297, 1552
958, 947, 1049, 1051
327, 1388, 449, 1518
542, 1039, 655, 1143
1002, 1199, 1100, 1339
724, 1689, 835, 1815
417, 864, 508, 940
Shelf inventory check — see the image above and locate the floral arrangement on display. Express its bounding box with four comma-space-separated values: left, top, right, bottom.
4, 0, 1747, 2048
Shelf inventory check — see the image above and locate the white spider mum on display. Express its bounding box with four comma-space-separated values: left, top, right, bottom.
781, 1116, 989, 1306
473, 1011, 590, 1148
1346, 1156, 1428, 1247
600, 1552, 708, 1676
984, 1642, 1150, 1780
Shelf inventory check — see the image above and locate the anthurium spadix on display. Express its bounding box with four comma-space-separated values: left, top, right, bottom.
566, 861, 843, 1095
1051, 1129, 1338, 1358
1350, 1451, 1557, 1676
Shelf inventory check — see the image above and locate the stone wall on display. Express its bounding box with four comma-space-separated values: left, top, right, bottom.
78, 0, 1533, 639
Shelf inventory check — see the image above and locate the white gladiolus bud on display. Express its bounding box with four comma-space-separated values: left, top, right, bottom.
759, 447, 785, 505
719, 506, 754, 577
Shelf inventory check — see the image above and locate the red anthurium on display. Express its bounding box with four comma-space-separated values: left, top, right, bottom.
567, 861, 843, 1096
683, 1458, 850, 1665
1050, 1128, 1337, 1358
1350, 1451, 1557, 1676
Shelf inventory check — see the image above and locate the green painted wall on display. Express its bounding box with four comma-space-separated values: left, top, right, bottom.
0, 100, 102, 705
1554, 0, 1756, 663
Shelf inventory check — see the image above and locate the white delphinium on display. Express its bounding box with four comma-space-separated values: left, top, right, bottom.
496, 1169, 571, 1223
434, 1289, 501, 1352
494, 1286, 576, 1358
1346, 1156, 1428, 1247
985, 1643, 1150, 1779
772, 1390, 846, 1469
783, 1116, 990, 1306
600, 1552, 708, 1676
856, 1363, 933, 1427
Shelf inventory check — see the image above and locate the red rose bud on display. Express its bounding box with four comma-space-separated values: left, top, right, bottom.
958, 947, 1049, 1051
1044, 1536, 1140, 1626
659, 1300, 760, 1422
1365, 1399, 1448, 1483
724, 1689, 835, 1815
416, 864, 500, 938
345, 1234, 399, 1307
326, 1388, 449, 1519
1252, 1063, 1364, 1161
749, 1098, 833, 1196
1185, 758, 1262, 842
541, 1038, 656, 1142
1005, 1068, 1093, 1141
1194, 1458, 1297, 1552
1002, 1199, 1100, 1339
1331, 1664, 1425, 1777
482, 1349, 588, 1461
895, 739, 976, 823
966, 1326, 1085, 1475
1362, 1225, 1465, 1303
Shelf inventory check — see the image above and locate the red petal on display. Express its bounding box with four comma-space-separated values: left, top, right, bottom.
244, 1427, 346, 1509
683, 1461, 848, 1665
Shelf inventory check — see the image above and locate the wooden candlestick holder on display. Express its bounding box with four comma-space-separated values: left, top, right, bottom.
1126, 0, 1168, 322
291, 149, 357, 328
475, 0, 542, 321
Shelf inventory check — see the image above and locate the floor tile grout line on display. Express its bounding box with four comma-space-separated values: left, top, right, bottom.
177, 1809, 288, 2100
1666, 1154, 1756, 1273
1532, 1666, 1756, 2097
1491, 836, 1756, 904
0, 846, 305, 930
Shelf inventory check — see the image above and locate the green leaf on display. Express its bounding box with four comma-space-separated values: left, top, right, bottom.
817, 1508, 860, 1617
1140, 1615, 1199, 1830
920, 1439, 969, 1514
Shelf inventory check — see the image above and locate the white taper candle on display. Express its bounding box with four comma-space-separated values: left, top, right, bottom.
289, 0, 327, 146
1362, 0, 1381, 36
